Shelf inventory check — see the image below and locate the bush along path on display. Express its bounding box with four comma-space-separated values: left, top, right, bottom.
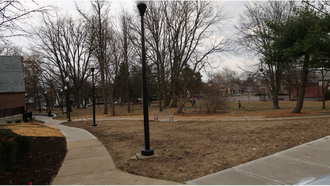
0, 129, 67, 185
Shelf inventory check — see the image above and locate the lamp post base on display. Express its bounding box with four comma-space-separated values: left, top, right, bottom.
92, 123, 97, 127
68, 119, 71, 122
141, 148, 154, 156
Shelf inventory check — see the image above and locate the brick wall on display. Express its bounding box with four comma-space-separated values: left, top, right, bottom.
0, 92, 26, 109
291, 83, 323, 98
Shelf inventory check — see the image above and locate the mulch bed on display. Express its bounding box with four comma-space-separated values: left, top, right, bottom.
0, 129, 67, 185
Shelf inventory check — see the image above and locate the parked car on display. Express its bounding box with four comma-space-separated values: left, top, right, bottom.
235, 93, 241, 96
36, 106, 47, 110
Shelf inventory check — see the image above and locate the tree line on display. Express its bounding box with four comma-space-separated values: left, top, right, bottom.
6, 0, 230, 115
235, 0, 330, 113
2, 0, 330, 114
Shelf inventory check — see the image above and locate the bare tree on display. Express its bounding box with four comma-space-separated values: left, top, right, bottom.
105, 30, 121, 116
235, 1, 295, 109
76, 0, 113, 114
143, 1, 171, 111
117, 9, 136, 113
22, 53, 44, 112
0, 0, 53, 43
0, 44, 22, 55
139, 1, 231, 111
31, 14, 93, 108
202, 83, 227, 113
207, 68, 241, 95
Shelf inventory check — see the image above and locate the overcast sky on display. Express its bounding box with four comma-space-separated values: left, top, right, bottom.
11, 0, 250, 81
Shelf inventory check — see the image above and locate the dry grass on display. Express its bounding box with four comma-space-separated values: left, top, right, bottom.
50, 99, 330, 120
0, 123, 63, 137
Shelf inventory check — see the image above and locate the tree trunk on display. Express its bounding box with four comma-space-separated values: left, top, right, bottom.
161, 67, 168, 108
272, 92, 280, 109
322, 80, 326, 109
101, 76, 108, 114
99, 54, 108, 114
156, 59, 163, 111
171, 84, 178, 107
157, 77, 163, 111
292, 55, 309, 113
272, 69, 281, 109
109, 77, 115, 116
38, 92, 41, 113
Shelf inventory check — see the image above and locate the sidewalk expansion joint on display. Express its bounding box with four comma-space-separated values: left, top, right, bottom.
275, 154, 330, 169
67, 144, 103, 150
232, 167, 285, 185
56, 169, 117, 178
65, 154, 111, 161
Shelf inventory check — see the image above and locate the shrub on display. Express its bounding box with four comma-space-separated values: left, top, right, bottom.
15, 135, 31, 162
0, 131, 15, 138
202, 85, 228, 113
0, 140, 15, 171
14, 119, 21, 123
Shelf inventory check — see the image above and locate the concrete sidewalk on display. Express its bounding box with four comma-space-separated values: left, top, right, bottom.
37, 115, 330, 185
186, 135, 330, 185
36, 116, 179, 185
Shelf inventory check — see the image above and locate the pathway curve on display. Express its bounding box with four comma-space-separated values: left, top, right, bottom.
35, 116, 179, 185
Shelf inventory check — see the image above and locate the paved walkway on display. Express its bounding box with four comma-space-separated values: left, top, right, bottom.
37, 115, 330, 185
36, 116, 179, 185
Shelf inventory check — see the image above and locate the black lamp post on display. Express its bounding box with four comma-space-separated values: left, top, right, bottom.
65, 77, 71, 121
25, 93, 28, 112
60, 89, 64, 115
90, 62, 97, 127
259, 68, 266, 101
64, 86, 68, 118
137, 1, 154, 156
44, 91, 48, 112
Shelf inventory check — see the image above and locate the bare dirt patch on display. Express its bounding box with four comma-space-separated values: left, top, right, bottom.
63, 117, 330, 183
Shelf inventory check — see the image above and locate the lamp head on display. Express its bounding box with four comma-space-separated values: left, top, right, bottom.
45, 91, 47, 94
64, 86, 67, 90
65, 77, 69, 82
90, 62, 96, 70
137, 1, 147, 16
60, 89, 63, 93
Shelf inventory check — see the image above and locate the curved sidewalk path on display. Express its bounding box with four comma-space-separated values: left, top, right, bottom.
35, 116, 179, 185
38, 115, 330, 185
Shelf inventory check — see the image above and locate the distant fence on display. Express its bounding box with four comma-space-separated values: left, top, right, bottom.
0, 106, 25, 118
259, 95, 271, 101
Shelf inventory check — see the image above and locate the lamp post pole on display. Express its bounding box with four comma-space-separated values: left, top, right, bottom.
65, 77, 71, 122
60, 89, 64, 115
90, 62, 97, 127
25, 93, 28, 112
44, 91, 48, 112
64, 86, 68, 118
137, 1, 154, 156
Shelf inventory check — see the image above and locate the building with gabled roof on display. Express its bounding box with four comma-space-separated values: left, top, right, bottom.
0, 56, 26, 110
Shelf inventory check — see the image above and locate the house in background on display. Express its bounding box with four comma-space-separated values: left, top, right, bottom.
0, 56, 26, 119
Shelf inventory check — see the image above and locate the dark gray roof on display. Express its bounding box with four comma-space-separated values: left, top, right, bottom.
0, 56, 25, 93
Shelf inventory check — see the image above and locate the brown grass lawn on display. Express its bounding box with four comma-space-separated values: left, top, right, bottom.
49, 99, 330, 120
